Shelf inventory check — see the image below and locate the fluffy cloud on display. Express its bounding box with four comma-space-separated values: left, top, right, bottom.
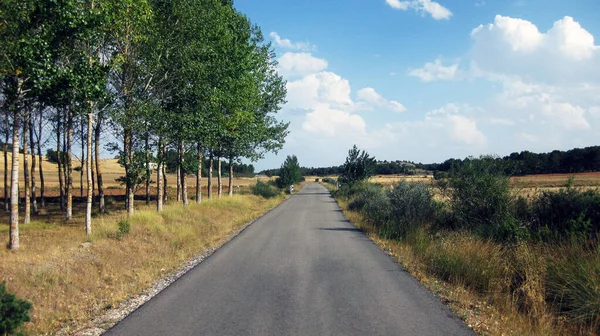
382, 103, 487, 152
302, 104, 367, 137
409, 58, 460, 82
470, 15, 600, 83
286, 72, 353, 110
386, 0, 452, 20
277, 52, 328, 78
357, 88, 406, 113
269, 32, 314, 51
541, 102, 590, 131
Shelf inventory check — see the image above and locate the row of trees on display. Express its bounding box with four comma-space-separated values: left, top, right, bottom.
0, 0, 288, 250
429, 146, 600, 176
264, 146, 600, 179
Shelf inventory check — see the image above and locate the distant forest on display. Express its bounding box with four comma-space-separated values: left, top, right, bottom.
261, 146, 600, 177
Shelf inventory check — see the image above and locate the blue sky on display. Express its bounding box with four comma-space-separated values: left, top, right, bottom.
234, 0, 600, 170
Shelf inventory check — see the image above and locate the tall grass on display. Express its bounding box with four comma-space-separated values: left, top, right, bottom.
334, 167, 600, 334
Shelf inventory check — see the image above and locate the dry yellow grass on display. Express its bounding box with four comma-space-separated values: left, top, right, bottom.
333, 197, 582, 336
0, 194, 285, 335
0, 153, 272, 197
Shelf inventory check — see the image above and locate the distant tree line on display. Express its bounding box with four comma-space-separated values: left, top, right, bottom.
434, 146, 600, 177
266, 146, 600, 178
261, 161, 416, 177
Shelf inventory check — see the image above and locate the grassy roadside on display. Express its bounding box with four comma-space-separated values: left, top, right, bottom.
321, 182, 598, 336
0, 194, 285, 335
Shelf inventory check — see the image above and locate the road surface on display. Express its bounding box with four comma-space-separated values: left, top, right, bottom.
107, 183, 474, 336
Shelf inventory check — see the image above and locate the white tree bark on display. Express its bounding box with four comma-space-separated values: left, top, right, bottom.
217, 156, 222, 199
23, 109, 30, 224
85, 110, 93, 235
9, 103, 21, 250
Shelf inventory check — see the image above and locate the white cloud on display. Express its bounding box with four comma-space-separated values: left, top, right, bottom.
517, 133, 539, 144
357, 88, 406, 113
489, 118, 515, 126
470, 15, 600, 84
541, 102, 590, 130
302, 104, 367, 137
447, 114, 487, 146
277, 52, 328, 78
590, 106, 600, 119
409, 58, 460, 82
269, 32, 314, 51
386, 103, 487, 149
386, 0, 452, 20
286, 72, 353, 110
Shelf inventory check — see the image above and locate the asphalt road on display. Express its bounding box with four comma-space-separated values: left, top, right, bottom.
106, 183, 474, 336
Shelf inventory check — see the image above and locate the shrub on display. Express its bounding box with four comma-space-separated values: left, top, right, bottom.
439, 156, 527, 242
117, 220, 131, 238
344, 181, 438, 240
315, 178, 320, 182
381, 181, 438, 239
252, 180, 279, 199
0, 282, 33, 335
338, 145, 376, 185
275, 155, 302, 189
322, 177, 337, 186
526, 186, 600, 243
347, 183, 383, 212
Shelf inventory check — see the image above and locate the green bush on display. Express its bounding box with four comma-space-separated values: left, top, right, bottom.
118, 220, 131, 238
381, 181, 438, 239
322, 177, 337, 186
0, 282, 32, 335
526, 186, 600, 243
275, 155, 302, 189
439, 156, 527, 242
315, 178, 319, 182
343, 181, 438, 240
252, 180, 279, 199
347, 183, 383, 212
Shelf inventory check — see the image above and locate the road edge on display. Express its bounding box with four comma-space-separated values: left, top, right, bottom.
64, 191, 299, 336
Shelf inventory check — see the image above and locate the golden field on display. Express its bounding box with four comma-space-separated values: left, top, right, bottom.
0, 153, 272, 199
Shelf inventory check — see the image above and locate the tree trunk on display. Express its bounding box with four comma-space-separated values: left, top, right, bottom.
62, 126, 68, 206
208, 151, 213, 199
217, 156, 222, 198
37, 110, 45, 208
176, 165, 181, 202
228, 157, 234, 197
180, 140, 188, 206
85, 110, 93, 235
124, 128, 134, 216
95, 110, 104, 213
157, 138, 163, 212
80, 120, 85, 197
162, 145, 168, 203
145, 132, 150, 205
29, 113, 37, 215
23, 108, 30, 224
66, 109, 73, 221
4, 111, 9, 212
57, 110, 65, 211
196, 143, 202, 204
9, 106, 21, 250
91, 143, 95, 199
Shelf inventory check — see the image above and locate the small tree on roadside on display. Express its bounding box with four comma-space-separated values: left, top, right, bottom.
0, 282, 32, 335
339, 145, 376, 185
276, 155, 302, 190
